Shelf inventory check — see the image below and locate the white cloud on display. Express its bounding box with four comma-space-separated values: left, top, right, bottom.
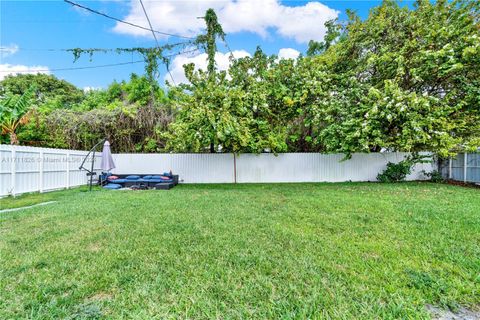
113, 0, 339, 43
167, 49, 251, 84
0, 44, 19, 58
83, 86, 102, 92
278, 48, 300, 60
0, 64, 50, 81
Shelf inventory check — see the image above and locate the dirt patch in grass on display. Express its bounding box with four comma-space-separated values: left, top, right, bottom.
87, 243, 102, 252
427, 305, 480, 320
446, 180, 480, 189
87, 292, 113, 302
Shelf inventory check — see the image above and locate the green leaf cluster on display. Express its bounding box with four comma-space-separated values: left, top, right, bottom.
2, 1, 479, 156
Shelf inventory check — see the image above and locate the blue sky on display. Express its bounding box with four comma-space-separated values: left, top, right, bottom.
0, 0, 389, 89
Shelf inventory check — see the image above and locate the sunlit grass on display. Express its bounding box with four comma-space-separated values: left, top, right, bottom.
0, 186, 90, 210
1, 183, 479, 319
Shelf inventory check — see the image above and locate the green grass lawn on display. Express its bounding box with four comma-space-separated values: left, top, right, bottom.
0, 187, 91, 210
1, 183, 479, 319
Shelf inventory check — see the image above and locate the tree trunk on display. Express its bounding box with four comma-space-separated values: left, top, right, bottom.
9, 132, 19, 145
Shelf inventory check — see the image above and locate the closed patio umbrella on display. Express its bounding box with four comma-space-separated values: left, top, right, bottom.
100, 140, 115, 172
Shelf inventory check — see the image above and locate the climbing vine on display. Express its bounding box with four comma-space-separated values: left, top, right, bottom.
67, 42, 191, 83
67, 9, 228, 88
195, 8, 226, 79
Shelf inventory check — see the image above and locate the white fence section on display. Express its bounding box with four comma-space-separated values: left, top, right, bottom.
113, 152, 433, 184
235, 153, 432, 183
442, 153, 480, 183
112, 153, 234, 183
0, 145, 101, 197
0, 147, 434, 197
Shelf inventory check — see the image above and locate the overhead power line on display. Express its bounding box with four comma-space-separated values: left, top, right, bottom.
138, 0, 176, 85
0, 48, 200, 74
64, 0, 194, 40
139, 0, 160, 48
0, 60, 144, 73
1, 42, 190, 53
223, 37, 235, 59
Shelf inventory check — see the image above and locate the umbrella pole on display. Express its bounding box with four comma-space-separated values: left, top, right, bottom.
89, 149, 96, 191
79, 139, 105, 192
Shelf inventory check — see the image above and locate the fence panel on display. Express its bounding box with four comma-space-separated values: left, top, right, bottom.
113, 152, 433, 184
0, 148, 13, 196
0, 145, 101, 197
1, 147, 437, 197
450, 153, 465, 181
112, 153, 235, 183
441, 153, 480, 183
466, 153, 480, 183
235, 152, 432, 183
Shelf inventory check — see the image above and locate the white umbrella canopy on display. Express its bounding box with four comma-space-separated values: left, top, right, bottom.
100, 140, 115, 172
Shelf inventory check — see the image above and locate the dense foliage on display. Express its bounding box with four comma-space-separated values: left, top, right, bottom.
0, 73, 171, 152
376, 154, 431, 182
0, 0, 478, 155
166, 0, 479, 155
313, 0, 480, 156
0, 74, 83, 110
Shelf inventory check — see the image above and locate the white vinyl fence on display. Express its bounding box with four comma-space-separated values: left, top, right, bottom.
0, 145, 101, 197
112, 152, 433, 184
0, 146, 434, 197
440, 153, 480, 183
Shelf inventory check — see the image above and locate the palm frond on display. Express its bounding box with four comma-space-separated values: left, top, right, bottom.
11, 85, 37, 116
0, 85, 37, 144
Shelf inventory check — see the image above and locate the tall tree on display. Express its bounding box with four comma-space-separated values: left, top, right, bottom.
0, 74, 83, 109
165, 15, 288, 154
189, 8, 229, 152
306, 0, 480, 157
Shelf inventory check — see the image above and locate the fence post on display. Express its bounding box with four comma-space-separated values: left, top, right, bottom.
464, 152, 468, 183
39, 150, 44, 193
10, 146, 16, 197
448, 157, 452, 180
233, 153, 237, 184
66, 151, 70, 189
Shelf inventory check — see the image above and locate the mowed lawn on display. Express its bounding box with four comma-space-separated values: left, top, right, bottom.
0, 183, 479, 319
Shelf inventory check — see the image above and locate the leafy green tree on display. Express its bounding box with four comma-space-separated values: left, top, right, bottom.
165, 63, 288, 153
306, 19, 343, 56
0, 74, 83, 109
166, 12, 290, 154
228, 48, 319, 152
306, 0, 480, 156
72, 74, 169, 111
120, 73, 168, 106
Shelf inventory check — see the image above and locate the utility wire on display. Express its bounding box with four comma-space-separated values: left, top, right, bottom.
223, 37, 235, 60
1, 42, 190, 53
164, 47, 200, 58
0, 48, 199, 73
0, 60, 144, 73
64, 0, 194, 40
138, 0, 176, 85
138, 0, 160, 48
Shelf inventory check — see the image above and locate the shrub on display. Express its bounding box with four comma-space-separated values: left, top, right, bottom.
377, 154, 431, 183
422, 170, 445, 183
377, 160, 413, 183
